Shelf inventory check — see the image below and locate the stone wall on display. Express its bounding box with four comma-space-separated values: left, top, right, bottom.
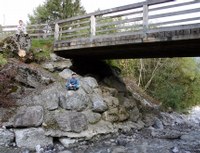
0, 56, 143, 152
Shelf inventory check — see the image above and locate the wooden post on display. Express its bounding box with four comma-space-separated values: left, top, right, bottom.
54, 23, 59, 41
90, 15, 96, 36
143, 0, 149, 38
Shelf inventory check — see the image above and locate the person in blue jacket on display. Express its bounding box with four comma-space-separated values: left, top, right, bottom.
66, 73, 80, 90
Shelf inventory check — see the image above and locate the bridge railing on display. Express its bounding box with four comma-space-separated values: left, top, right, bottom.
0, 23, 55, 40
54, 0, 200, 42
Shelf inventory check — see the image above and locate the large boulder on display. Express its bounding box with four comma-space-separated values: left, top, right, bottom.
81, 77, 98, 89
45, 120, 115, 139
102, 96, 130, 122
14, 62, 54, 88
82, 110, 102, 124
15, 128, 53, 150
13, 106, 44, 127
91, 93, 108, 113
59, 69, 75, 80
54, 111, 88, 133
31, 83, 62, 110
0, 128, 14, 146
42, 60, 72, 72
16, 83, 63, 109
59, 89, 90, 111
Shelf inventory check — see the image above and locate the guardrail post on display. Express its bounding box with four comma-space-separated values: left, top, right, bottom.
90, 15, 96, 36
143, 0, 149, 38
54, 23, 59, 41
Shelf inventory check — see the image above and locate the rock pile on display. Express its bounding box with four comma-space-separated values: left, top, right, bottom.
0, 55, 143, 152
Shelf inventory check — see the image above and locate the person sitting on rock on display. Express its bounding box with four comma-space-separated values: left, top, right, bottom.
66, 73, 80, 90
16, 20, 28, 41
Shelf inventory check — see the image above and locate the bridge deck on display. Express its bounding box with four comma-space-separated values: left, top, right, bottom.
53, 0, 200, 59
54, 24, 200, 59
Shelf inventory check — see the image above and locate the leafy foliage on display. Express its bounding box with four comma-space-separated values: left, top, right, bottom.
110, 58, 200, 111
28, 0, 86, 24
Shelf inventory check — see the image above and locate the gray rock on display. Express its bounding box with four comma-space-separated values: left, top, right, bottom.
103, 96, 119, 109
81, 77, 98, 89
91, 93, 108, 113
17, 83, 62, 109
50, 53, 60, 62
33, 83, 61, 110
53, 60, 72, 71
15, 63, 54, 88
129, 107, 140, 122
0, 128, 14, 146
153, 117, 164, 129
59, 69, 74, 79
42, 60, 72, 72
111, 146, 127, 153
59, 89, 90, 111
160, 112, 186, 126
82, 110, 101, 124
79, 79, 93, 94
143, 114, 156, 127
35, 144, 44, 153
151, 129, 182, 139
15, 128, 53, 150
123, 98, 137, 110
42, 63, 54, 72
181, 130, 200, 142
54, 111, 88, 133
118, 106, 129, 122
103, 110, 119, 123
172, 146, 179, 153
59, 138, 77, 148
45, 120, 115, 139
13, 106, 43, 127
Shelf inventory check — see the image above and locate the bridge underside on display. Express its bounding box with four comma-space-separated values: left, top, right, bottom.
55, 38, 200, 59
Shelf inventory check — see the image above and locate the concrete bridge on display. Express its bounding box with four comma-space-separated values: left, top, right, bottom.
53, 0, 200, 59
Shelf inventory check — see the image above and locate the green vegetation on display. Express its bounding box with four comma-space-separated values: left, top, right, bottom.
110, 58, 200, 111
0, 54, 7, 66
31, 39, 53, 62
28, 0, 86, 24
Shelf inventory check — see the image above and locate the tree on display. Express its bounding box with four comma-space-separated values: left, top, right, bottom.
110, 58, 200, 111
28, 0, 86, 24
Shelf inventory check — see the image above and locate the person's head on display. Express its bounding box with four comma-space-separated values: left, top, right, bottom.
19, 20, 23, 25
72, 73, 77, 78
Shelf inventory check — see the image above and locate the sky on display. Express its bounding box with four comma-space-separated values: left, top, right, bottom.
0, 0, 142, 25
0, 0, 199, 25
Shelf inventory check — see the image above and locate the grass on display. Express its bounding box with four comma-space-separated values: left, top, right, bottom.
31, 39, 54, 62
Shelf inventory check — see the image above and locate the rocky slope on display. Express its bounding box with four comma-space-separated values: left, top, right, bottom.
0, 54, 199, 153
